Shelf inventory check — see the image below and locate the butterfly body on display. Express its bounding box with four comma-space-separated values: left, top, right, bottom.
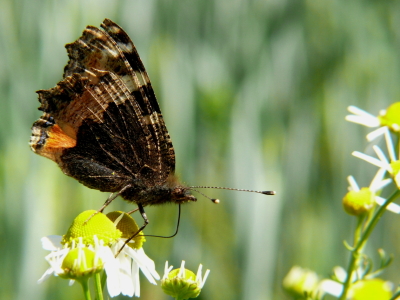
30, 19, 196, 207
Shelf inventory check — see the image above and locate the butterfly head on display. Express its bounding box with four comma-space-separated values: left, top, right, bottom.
171, 186, 197, 204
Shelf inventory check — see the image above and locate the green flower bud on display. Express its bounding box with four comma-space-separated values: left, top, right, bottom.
282, 266, 319, 297
60, 246, 103, 280
342, 188, 374, 216
161, 261, 209, 300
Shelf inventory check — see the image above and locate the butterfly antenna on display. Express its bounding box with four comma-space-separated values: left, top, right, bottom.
190, 188, 220, 204
189, 186, 276, 202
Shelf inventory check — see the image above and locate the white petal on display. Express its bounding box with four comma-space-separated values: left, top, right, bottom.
41, 235, 63, 251
100, 246, 121, 297
366, 126, 386, 142
195, 264, 210, 288
373, 146, 390, 165
375, 196, 400, 214
37, 267, 55, 284
178, 261, 186, 278
378, 178, 392, 189
113, 212, 125, 226
201, 269, 210, 289
352, 151, 389, 170
383, 128, 397, 161
132, 261, 140, 297
124, 247, 159, 284
118, 254, 134, 297
333, 266, 347, 282
44, 249, 68, 274
106, 274, 121, 298
347, 176, 359, 191
136, 248, 160, 281
163, 261, 173, 280
345, 106, 380, 127
318, 279, 343, 297
370, 168, 391, 191
347, 106, 374, 117
196, 264, 203, 280
345, 115, 380, 127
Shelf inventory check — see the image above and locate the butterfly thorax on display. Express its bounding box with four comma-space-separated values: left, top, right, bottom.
120, 176, 197, 206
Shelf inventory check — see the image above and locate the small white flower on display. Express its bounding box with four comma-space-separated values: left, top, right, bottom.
347, 173, 400, 214
352, 129, 400, 188
164, 261, 209, 289
346, 104, 400, 137
38, 234, 159, 298
38, 210, 160, 298
161, 261, 210, 299
38, 235, 110, 285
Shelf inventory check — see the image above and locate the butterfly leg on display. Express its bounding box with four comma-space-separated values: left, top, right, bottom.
84, 184, 132, 224
115, 203, 148, 257
99, 184, 132, 212
126, 208, 139, 214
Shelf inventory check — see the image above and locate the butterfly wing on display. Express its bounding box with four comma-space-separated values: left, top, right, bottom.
30, 19, 175, 194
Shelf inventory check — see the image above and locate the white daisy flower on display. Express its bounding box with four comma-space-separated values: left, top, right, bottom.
346, 103, 400, 138
161, 261, 210, 299
352, 132, 400, 189
38, 210, 160, 298
344, 174, 400, 214
38, 235, 116, 286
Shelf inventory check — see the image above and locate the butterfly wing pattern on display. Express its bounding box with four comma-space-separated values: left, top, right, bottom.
30, 19, 196, 207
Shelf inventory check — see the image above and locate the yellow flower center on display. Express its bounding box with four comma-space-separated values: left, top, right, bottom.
106, 211, 146, 249
62, 210, 122, 246
378, 102, 400, 132
348, 279, 392, 300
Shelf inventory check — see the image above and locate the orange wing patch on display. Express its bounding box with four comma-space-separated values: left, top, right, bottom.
45, 124, 76, 149
31, 122, 76, 162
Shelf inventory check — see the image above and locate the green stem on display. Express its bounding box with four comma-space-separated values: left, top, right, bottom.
390, 287, 400, 300
340, 216, 364, 300
339, 190, 400, 300
79, 278, 92, 300
101, 271, 107, 291
353, 215, 364, 246
94, 272, 104, 300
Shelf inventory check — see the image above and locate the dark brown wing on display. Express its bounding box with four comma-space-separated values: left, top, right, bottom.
30, 19, 175, 193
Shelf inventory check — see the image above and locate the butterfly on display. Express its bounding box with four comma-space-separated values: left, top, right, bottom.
30, 19, 275, 243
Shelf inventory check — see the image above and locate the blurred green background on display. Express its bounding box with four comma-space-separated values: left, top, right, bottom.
1, 0, 400, 299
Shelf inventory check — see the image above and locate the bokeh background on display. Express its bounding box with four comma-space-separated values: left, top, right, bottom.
1, 0, 400, 299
